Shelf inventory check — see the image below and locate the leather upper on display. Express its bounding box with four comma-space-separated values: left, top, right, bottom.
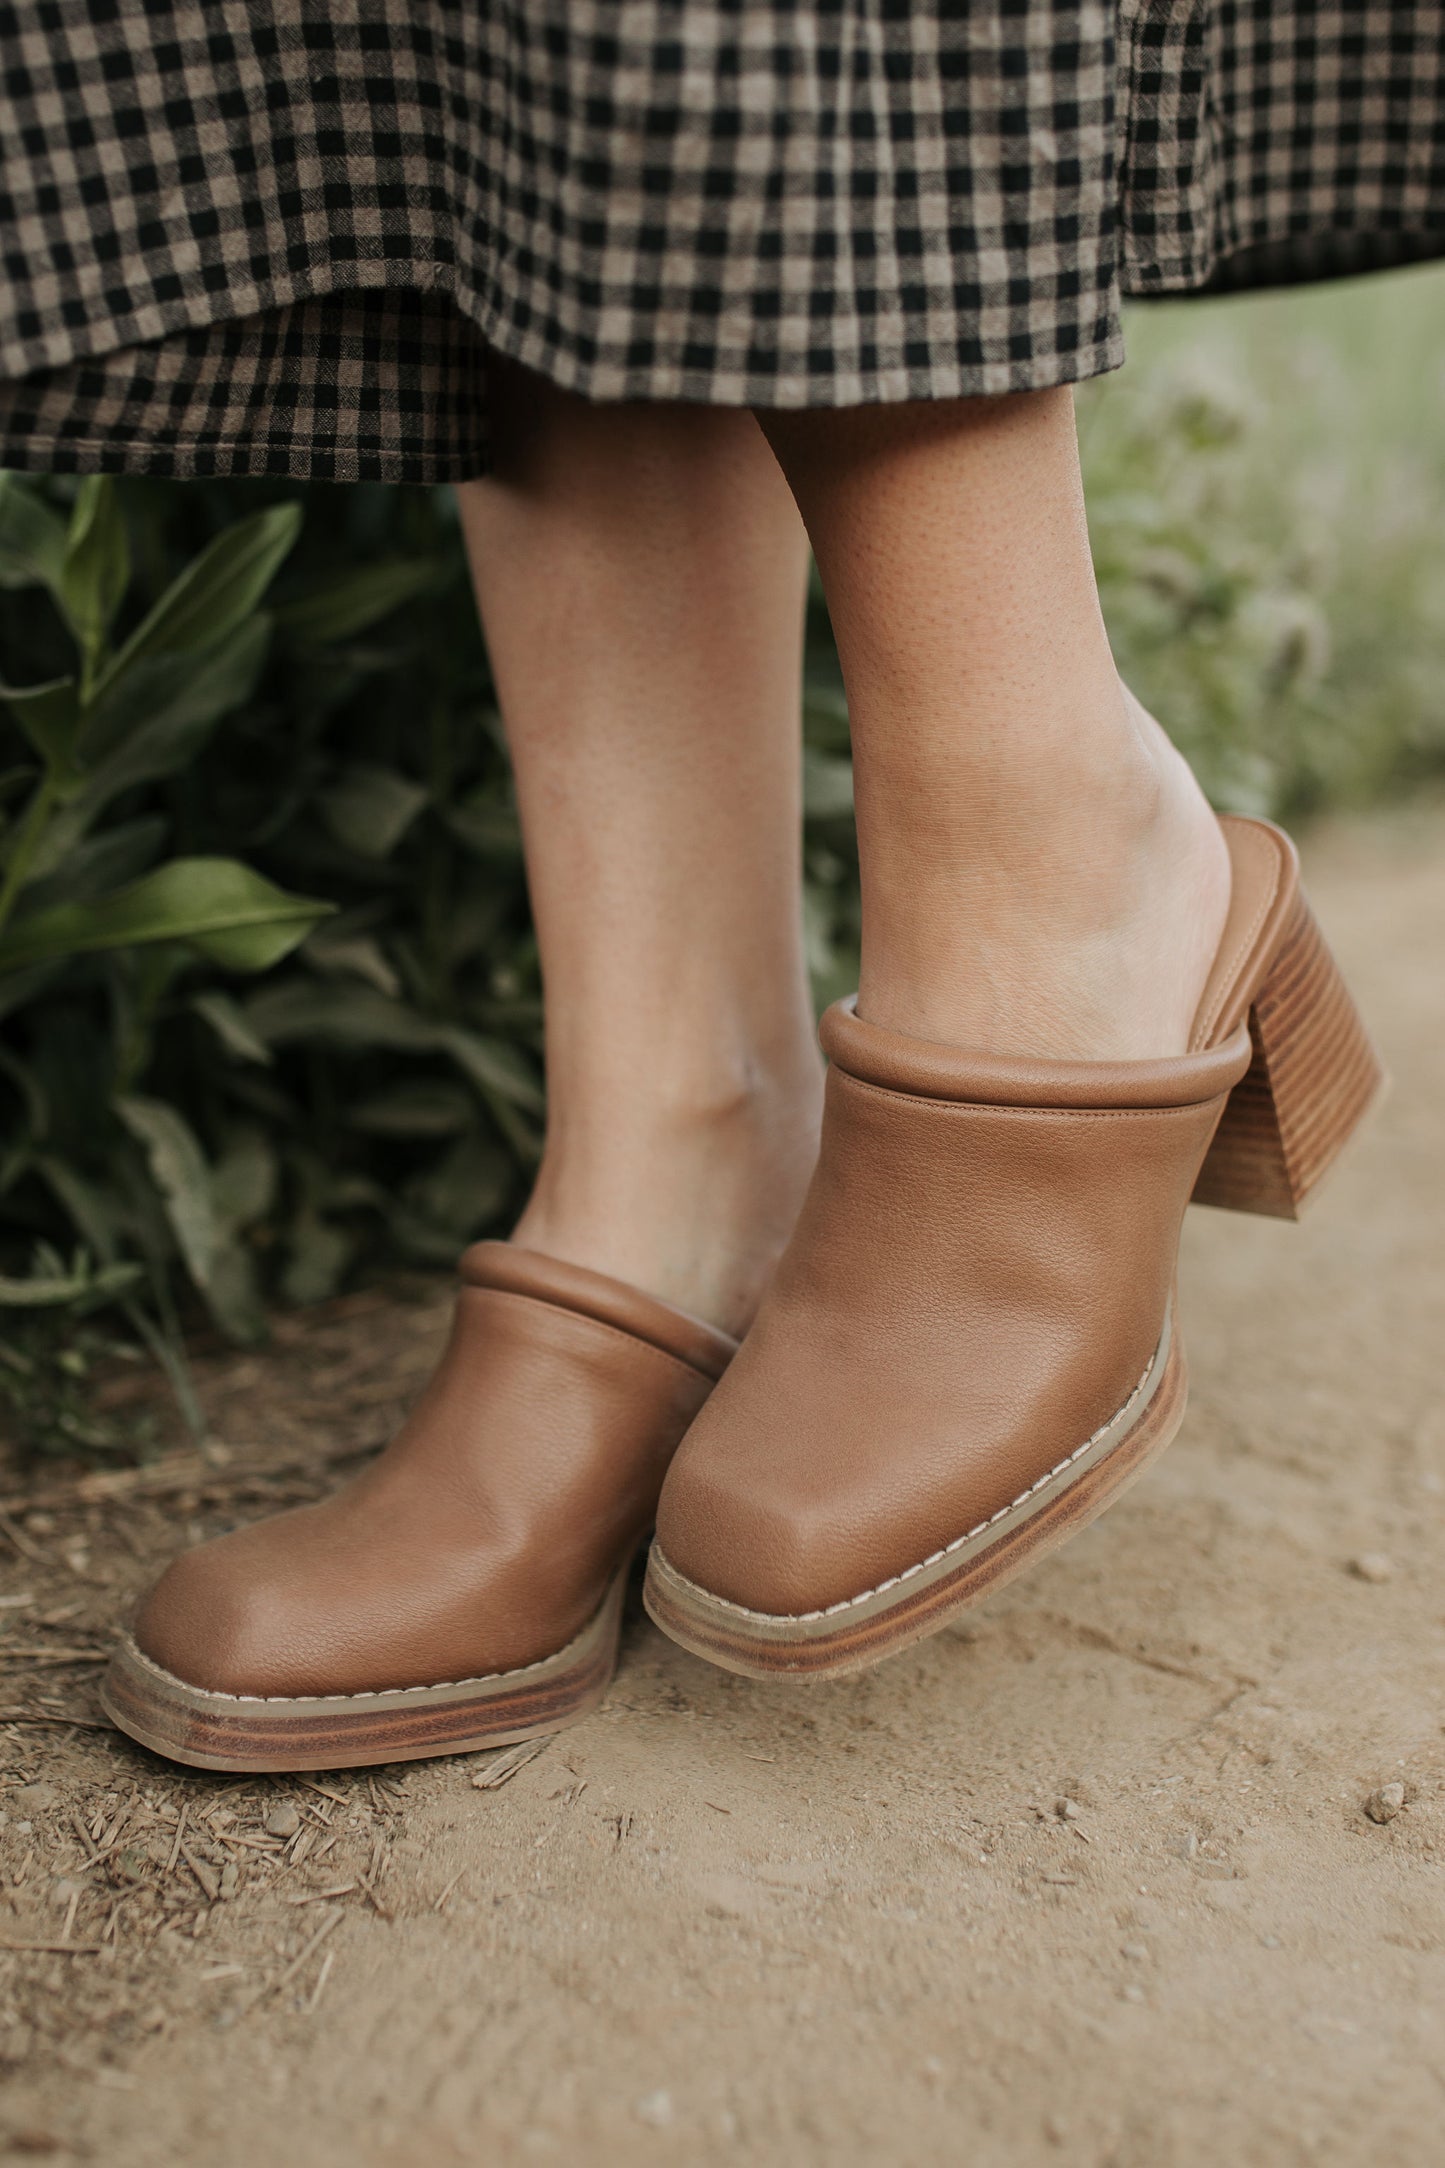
654, 816, 1297, 1618
133, 1243, 734, 1696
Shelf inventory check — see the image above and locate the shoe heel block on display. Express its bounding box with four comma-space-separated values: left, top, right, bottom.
1192, 889, 1385, 1220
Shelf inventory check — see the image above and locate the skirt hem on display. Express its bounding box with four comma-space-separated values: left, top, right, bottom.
2, 225, 1444, 487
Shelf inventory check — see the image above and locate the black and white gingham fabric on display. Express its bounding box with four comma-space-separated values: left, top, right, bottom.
1, 1, 1443, 483
0, 293, 489, 483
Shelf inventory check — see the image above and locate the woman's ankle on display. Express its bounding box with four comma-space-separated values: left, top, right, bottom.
855, 695, 1232, 1063
511, 1056, 824, 1338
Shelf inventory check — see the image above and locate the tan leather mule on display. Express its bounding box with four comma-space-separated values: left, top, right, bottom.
644, 817, 1382, 1679
104, 1243, 734, 1770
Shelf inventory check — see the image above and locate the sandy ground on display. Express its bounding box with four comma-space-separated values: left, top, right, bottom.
0, 807, 1442, 2168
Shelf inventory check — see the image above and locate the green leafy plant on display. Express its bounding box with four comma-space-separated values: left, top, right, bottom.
1090, 273, 1445, 811
0, 477, 333, 1428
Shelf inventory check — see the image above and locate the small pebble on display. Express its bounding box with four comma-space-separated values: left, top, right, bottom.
1364, 1782, 1407, 1824
49, 1878, 81, 1910
634, 2092, 674, 2129
264, 1802, 301, 1839
218, 1862, 240, 1899
1055, 1798, 1083, 1822
1120, 1941, 1150, 1963
11, 1782, 57, 1811
1348, 1553, 1395, 1584
1120, 1983, 1147, 2004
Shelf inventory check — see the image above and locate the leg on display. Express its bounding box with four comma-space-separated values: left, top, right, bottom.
105, 373, 823, 1770
457, 364, 822, 1337
644, 387, 1309, 1667
757, 389, 1232, 1059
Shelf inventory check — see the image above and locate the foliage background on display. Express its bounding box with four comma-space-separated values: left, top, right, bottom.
3, 267, 1444, 1454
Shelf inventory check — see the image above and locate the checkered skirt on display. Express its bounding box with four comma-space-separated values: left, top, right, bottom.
3, 2, 1444, 482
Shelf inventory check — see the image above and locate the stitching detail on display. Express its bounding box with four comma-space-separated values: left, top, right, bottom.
117, 1581, 617, 1708
655, 1336, 1166, 1626
1190, 824, 1282, 1052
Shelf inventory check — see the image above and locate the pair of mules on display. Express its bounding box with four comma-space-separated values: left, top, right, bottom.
103, 819, 1383, 1772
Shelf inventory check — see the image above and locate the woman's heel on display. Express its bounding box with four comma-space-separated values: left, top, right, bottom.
1192, 891, 1385, 1220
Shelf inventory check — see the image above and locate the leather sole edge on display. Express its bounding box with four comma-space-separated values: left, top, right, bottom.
99, 1570, 628, 1773
642, 1321, 1187, 1681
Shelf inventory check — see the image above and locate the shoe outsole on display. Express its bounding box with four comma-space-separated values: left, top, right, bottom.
643, 1327, 1188, 1681
100, 1569, 627, 1773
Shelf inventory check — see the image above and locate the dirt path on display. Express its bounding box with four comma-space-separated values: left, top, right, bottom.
2, 808, 1442, 2168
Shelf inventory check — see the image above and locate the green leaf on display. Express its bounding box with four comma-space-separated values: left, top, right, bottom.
242, 981, 545, 1113
0, 1048, 46, 1194
119, 1297, 203, 1435
0, 763, 38, 805
98, 502, 301, 688
23, 621, 273, 881
280, 1206, 353, 1307
318, 763, 428, 858
244, 978, 441, 1053
78, 613, 271, 775
273, 556, 443, 645
440, 890, 510, 972
802, 747, 855, 821
59, 478, 130, 671
301, 924, 402, 996
802, 879, 839, 986
0, 677, 83, 774
0, 474, 68, 593
192, 1125, 276, 1341
17, 816, 165, 914
0, 1261, 142, 1309
348, 1080, 474, 1137
201, 1238, 267, 1344
435, 1025, 545, 1114
110, 942, 187, 1093
392, 1134, 514, 1257
0, 857, 334, 973
32, 1153, 121, 1263
443, 796, 524, 862
115, 1094, 217, 1290
0, 1045, 47, 1138
192, 989, 275, 1065
0, 961, 60, 1024
209, 1126, 279, 1235
802, 687, 852, 752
